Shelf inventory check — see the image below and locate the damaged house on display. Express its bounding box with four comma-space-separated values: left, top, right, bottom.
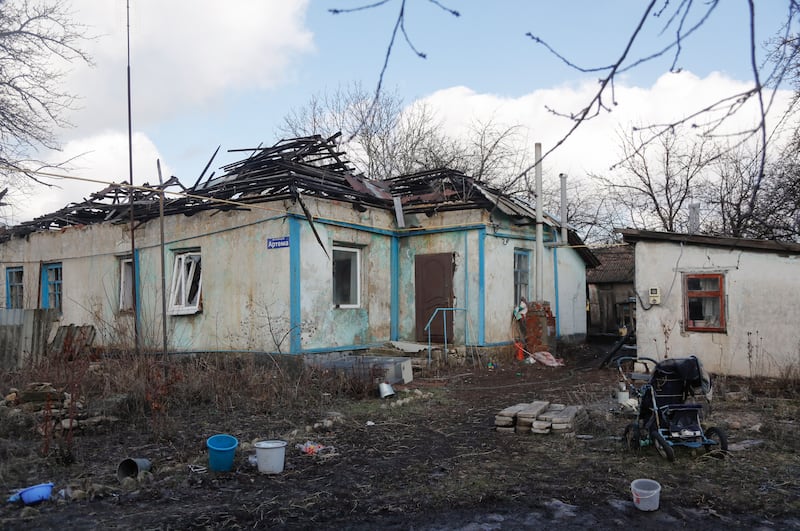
0, 135, 596, 364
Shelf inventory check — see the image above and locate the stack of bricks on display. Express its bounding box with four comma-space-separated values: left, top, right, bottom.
494, 401, 588, 435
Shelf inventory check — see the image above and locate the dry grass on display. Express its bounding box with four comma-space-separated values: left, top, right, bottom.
1, 349, 799, 529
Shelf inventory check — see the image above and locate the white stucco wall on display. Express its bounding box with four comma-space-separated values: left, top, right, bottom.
0, 197, 590, 354
553, 243, 588, 341
0, 201, 396, 353
397, 209, 483, 344
633, 240, 800, 377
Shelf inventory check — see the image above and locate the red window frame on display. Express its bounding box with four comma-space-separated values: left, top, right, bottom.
683, 273, 725, 333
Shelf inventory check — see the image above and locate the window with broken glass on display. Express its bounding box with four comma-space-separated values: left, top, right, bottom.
333, 246, 360, 308
684, 273, 725, 332
169, 251, 202, 315
119, 258, 134, 312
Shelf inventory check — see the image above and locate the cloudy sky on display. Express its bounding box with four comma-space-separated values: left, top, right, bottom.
6, 0, 796, 223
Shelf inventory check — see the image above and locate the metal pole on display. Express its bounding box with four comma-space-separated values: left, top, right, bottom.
559, 173, 568, 244
535, 143, 544, 302
126, 0, 140, 355
157, 160, 168, 358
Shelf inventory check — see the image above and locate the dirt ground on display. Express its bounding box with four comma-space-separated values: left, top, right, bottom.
1, 343, 799, 530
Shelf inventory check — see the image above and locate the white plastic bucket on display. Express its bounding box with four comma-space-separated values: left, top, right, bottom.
378, 382, 395, 398
631, 478, 661, 511
254, 440, 287, 474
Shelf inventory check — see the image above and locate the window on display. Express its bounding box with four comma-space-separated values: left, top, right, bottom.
514, 249, 530, 305
333, 246, 360, 308
41, 263, 62, 311
6, 267, 23, 309
169, 251, 202, 315
684, 273, 725, 332
119, 258, 134, 312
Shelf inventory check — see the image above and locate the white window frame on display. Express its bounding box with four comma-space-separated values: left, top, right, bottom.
168, 251, 202, 315
332, 246, 361, 308
514, 248, 531, 305
119, 258, 134, 312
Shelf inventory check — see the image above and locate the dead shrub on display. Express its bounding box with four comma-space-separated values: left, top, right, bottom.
2, 349, 384, 446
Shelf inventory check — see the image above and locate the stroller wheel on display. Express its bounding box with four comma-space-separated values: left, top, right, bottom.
623, 423, 641, 454
703, 427, 729, 457
653, 431, 675, 461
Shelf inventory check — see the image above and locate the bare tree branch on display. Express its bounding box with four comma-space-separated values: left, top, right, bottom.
0, 0, 92, 194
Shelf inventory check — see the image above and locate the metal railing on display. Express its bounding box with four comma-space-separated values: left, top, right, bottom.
424, 307, 467, 365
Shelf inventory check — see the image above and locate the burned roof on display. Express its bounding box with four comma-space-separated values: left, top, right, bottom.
1, 133, 595, 268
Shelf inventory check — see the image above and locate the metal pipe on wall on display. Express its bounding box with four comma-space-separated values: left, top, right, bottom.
157, 160, 168, 357
535, 143, 543, 302
559, 173, 568, 245
126, 0, 140, 355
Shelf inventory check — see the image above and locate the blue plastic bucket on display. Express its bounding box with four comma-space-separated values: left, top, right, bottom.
206, 434, 239, 472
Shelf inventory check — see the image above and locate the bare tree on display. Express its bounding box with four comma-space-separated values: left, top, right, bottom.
700, 142, 800, 241
461, 120, 530, 186
330, 1, 799, 191
0, 0, 90, 184
594, 127, 719, 233
536, 176, 620, 244
280, 84, 537, 185
700, 145, 763, 238
279, 82, 454, 179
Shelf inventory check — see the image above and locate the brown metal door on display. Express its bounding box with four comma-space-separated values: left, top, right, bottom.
415, 253, 454, 342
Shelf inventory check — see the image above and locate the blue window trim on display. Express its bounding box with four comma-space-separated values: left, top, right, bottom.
6, 266, 23, 309
41, 263, 63, 311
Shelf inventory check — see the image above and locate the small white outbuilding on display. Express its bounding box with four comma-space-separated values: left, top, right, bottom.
619, 228, 800, 377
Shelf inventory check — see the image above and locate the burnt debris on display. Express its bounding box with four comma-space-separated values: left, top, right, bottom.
2, 134, 553, 242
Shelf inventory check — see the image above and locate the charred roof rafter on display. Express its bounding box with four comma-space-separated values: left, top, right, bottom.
0, 134, 582, 254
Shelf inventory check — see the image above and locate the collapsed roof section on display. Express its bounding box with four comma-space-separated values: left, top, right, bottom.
1, 134, 587, 255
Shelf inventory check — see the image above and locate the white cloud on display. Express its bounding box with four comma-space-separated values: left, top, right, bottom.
420, 71, 794, 182
7, 70, 792, 226
4, 132, 168, 224
4, 2, 315, 223
63, 1, 314, 134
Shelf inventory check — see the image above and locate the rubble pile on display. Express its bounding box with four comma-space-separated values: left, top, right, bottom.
1, 382, 121, 436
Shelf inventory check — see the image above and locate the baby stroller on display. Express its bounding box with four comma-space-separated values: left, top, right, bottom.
619, 356, 728, 461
